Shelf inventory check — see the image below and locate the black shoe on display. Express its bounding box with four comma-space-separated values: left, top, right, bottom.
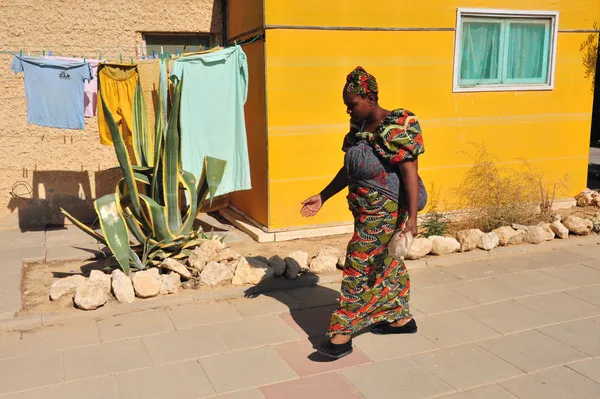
316, 339, 353, 359
372, 318, 418, 335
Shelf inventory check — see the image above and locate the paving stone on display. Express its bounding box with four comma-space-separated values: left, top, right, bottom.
443, 256, 543, 280
260, 372, 363, 399
63, 339, 151, 381
213, 315, 301, 351
568, 358, 600, 383
0, 273, 21, 294
0, 290, 21, 316
440, 384, 517, 399
286, 284, 341, 308
45, 225, 98, 247
274, 339, 370, 377
215, 389, 265, 399
564, 285, 600, 306
166, 301, 242, 330
143, 325, 228, 365
417, 312, 500, 348
0, 352, 63, 395
96, 308, 174, 342
412, 344, 523, 390
478, 330, 587, 372
228, 291, 304, 318
20, 320, 100, 356
341, 357, 454, 399
539, 317, 600, 357
501, 366, 600, 398
526, 249, 594, 267
278, 305, 337, 338
198, 347, 297, 393
0, 229, 44, 250
540, 263, 600, 286
411, 286, 478, 315
493, 270, 575, 295
1, 247, 44, 267
563, 244, 600, 260
0, 331, 21, 359
409, 267, 462, 287
450, 278, 529, 305
581, 260, 600, 271
115, 360, 214, 399
515, 292, 600, 322
462, 301, 555, 334
45, 245, 107, 262
353, 327, 439, 361
20, 375, 118, 399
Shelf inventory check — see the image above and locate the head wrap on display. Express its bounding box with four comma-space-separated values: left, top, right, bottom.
344, 66, 378, 95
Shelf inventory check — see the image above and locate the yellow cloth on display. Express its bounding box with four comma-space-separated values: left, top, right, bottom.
97, 63, 139, 146
137, 60, 161, 134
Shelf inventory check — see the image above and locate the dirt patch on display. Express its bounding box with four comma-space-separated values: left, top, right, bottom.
19, 233, 353, 316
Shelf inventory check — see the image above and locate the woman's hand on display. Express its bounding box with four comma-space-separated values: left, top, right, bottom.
402, 216, 418, 237
300, 194, 323, 217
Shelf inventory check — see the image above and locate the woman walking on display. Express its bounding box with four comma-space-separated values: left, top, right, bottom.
300, 66, 426, 359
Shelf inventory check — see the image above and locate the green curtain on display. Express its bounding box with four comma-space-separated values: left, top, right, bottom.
506, 23, 548, 80
460, 22, 501, 82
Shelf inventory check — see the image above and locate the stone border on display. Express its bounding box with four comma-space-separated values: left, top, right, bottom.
2, 233, 598, 333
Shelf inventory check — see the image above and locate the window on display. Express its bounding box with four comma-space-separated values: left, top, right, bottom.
143, 33, 214, 57
453, 9, 559, 92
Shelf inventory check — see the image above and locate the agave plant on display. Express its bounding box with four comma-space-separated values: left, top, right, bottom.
61, 70, 227, 275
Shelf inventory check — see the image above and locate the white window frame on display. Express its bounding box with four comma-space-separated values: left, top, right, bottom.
453, 8, 559, 93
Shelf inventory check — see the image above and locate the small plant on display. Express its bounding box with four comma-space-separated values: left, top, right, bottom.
455, 143, 569, 232
61, 72, 227, 275
419, 183, 449, 238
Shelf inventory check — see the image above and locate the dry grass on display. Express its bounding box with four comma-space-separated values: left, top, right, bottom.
454, 144, 569, 232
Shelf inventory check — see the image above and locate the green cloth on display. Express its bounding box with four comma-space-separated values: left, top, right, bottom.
171, 46, 251, 196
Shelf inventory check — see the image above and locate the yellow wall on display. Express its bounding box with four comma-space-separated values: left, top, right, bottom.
230, 39, 269, 226
265, 6, 598, 230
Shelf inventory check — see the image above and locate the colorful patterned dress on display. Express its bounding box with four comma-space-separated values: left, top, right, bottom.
328, 108, 426, 337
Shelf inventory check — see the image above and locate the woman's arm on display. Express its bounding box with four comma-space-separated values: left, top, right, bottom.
397, 159, 419, 235
300, 167, 347, 217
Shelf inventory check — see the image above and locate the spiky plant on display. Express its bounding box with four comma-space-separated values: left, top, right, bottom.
61, 70, 226, 275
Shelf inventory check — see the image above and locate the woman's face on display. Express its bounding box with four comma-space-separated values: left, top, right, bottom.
343, 92, 371, 124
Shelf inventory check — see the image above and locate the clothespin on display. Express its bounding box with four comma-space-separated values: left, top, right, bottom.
48, 50, 52, 56
19, 50, 22, 57
130, 57, 133, 64
42, 50, 45, 57
120, 54, 123, 63
175, 48, 179, 56
152, 50, 155, 59
160, 46, 164, 55
99, 54, 102, 61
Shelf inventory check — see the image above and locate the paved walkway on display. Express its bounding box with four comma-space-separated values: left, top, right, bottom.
1, 239, 600, 398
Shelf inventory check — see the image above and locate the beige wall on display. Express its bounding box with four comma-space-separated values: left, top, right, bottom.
0, 0, 222, 230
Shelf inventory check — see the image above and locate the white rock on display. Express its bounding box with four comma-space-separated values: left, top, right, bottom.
552, 214, 562, 222
337, 253, 346, 268
456, 229, 484, 252
208, 248, 242, 264
287, 250, 308, 268
477, 232, 499, 251
131, 268, 161, 298
512, 223, 529, 231
508, 230, 527, 245
200, 239, 225, 258
309, 255, 338, 274
89, 270, 111, 293
188, 247, 207, 272
160, 258, 191, 280
200, 262, 234, 286
536, 222, 556, 241
563, 215, 594, 235
111, 270, 135, 303
49, 275, 86, 301
429, 236, 460, 255
525, 226, 545, 244
74, 281, 107, 310
550, 220, 570, 239
232, 257, 274, 285
406, 237, 433, 260
493, 226, 518, 246
316, 246, 342, 258
268, 255, 287, 277
159, 272, 181, 295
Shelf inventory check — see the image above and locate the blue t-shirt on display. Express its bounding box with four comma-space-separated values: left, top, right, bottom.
12, 56, 93, 130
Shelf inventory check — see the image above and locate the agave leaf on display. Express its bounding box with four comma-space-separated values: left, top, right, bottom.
131, 80, 150, 167
94, 194, 143, 275
195, 156, 227, 217
178, 170, 198, 236
61, 209, 107, 245
163, 76, 184, 234
99, 91, 144, 221
183, 238, 205, 249
172, 249, 193, 259
139, 194, 174, 243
